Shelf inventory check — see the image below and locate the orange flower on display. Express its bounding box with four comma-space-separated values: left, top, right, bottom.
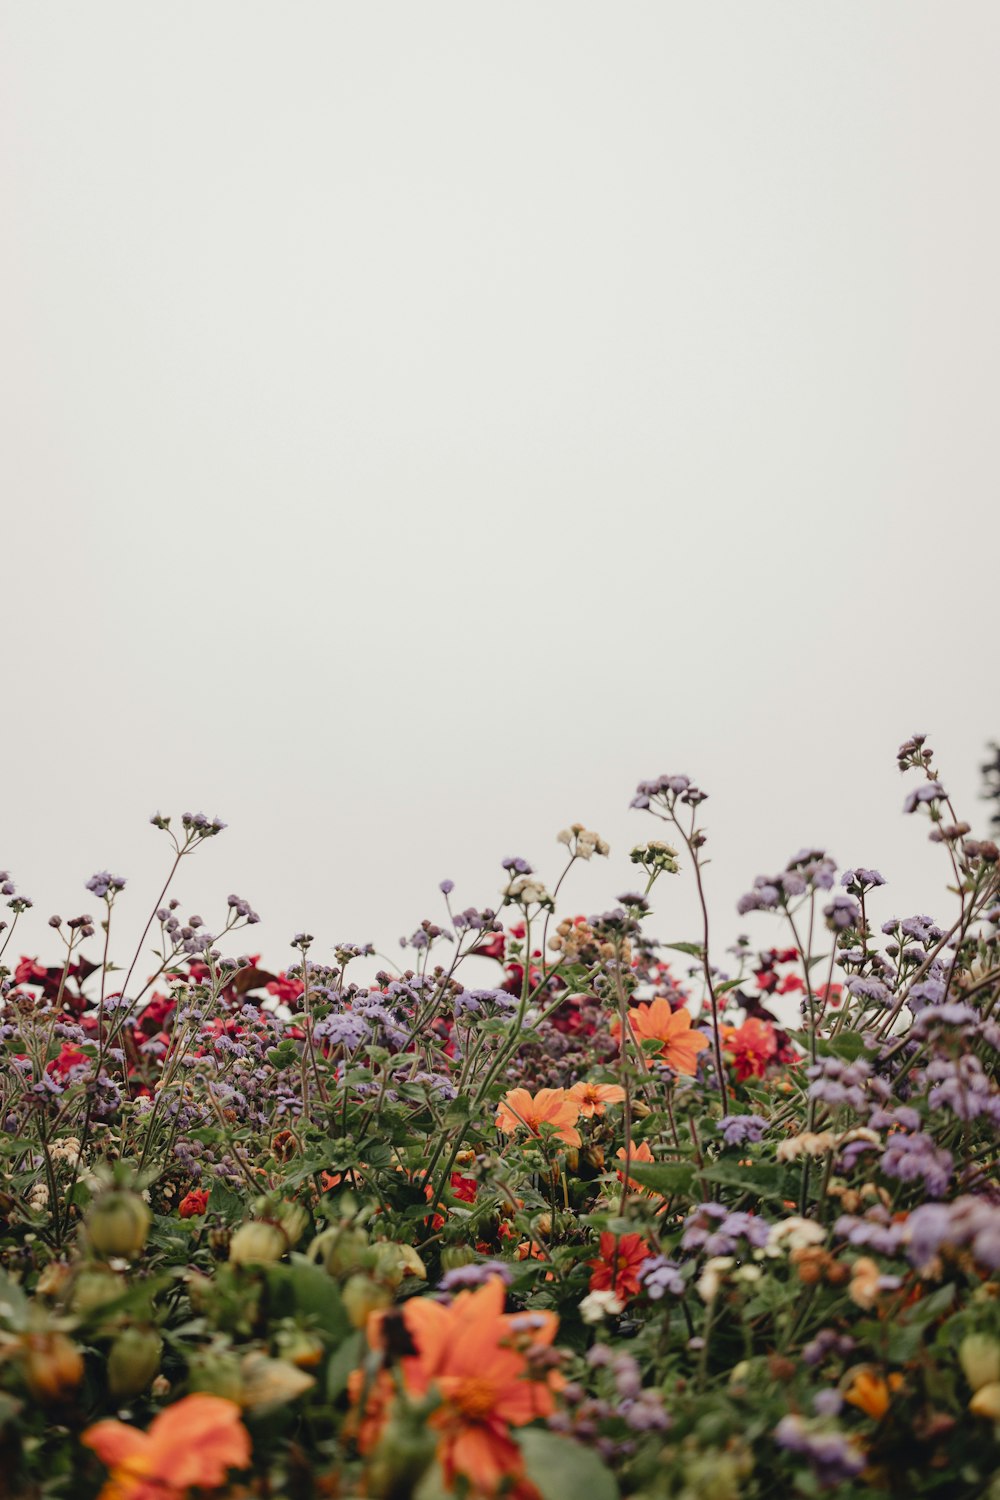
565, 1081, 626, 1118
356, 1277, 561, 1495
610, 999, 709, 1075
843, 1367, 904, 1420
82, 1395, 250, 1500
495, 1088, 581, 1148
589, 1232, 651, 1298
615, 1139, 659, 1193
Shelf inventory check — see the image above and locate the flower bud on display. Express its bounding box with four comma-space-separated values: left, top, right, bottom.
969, 1381, 1000, 1421
317, 1226, 370, 1279
275, 1201, 310, 1248
108, 1325, 163, 1399
186, 1348, 244, 1402
960, 1334, 1000, 1393
71, 1267, 124, 1317
228, 1220, 287, 1266
275, 1327, 325, 1369
439, 1246, 476, 1273
342, 1274, 393, 1329
21, 1332, 85, 1405
36, 1261, 72, 1300
85, 1192, 151, 1260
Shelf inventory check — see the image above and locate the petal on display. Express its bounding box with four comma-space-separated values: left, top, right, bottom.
81, 1421, 147, 1470
147, 1396, 250, 1489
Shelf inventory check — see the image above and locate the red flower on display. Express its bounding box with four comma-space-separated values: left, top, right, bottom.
14, 957, 47, 987
721, 1017, 778, 1081
46, 1043, 89, 1079
178, 1190, 210, 1219
266, 972, 305, 1008
589, 1232, 651, 1299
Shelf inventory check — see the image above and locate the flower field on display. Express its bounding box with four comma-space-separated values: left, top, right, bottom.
0, 738, 998, 1498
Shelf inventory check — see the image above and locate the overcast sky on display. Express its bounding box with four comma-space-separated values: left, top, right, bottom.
2, 4, 998, 987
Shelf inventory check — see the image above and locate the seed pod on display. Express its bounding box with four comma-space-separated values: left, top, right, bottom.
228, 1220, 287, 1266
186, 1348, 244, 1403
960, 1334, 1000, 1393
108, 1326, 163, 1399
342, 1274, 393, 1329
85, 1192, 151, 1260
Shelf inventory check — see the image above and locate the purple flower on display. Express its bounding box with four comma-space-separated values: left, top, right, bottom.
903, 781, 946, 814
774, 1416, 864, 1486
905, 979, 947, 1014
85, 871, 126, 899
718, 1113, 768, 1147
841, 868, 886, 893
438, 1260, 513, 1291
846, 976, 891, 1007
824, 894, 862, 931
640, 1256, 685, 1300
881, 1132, 953, 1199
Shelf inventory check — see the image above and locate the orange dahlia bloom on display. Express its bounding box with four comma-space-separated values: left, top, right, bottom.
565, 1081, 626, 1117
82, 1394, 250, 1500
615, 1139, 657, 1190
495, 1087, 582, 1148
355, 1277, 561, 1495
610, 999, 709, 1075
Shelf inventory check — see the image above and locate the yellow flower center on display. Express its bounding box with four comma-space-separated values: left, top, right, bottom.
452, 1377, 497, 1420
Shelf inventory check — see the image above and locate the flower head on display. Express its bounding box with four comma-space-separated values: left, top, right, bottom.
610, 999, 709, 1075
354, 1278, 560, 1494
565, 1081, 626, 1118
588, 1232, 651, 1299
495, 1088, 582, 1147
82, 1395, 250, 1500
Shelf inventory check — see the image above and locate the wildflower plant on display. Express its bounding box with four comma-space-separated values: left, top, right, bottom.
0, 742, 996, 1497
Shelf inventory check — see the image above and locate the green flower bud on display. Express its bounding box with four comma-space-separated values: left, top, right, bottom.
186, 1347, 244, 1402
85, 1191, 151, 1260
960, 1333, 1000, 1393
108, 1325, 163, 1399
228, 1220, 287, 1266
71, 1267, 125, 1317
439, 1246, 476, 1274
317, 1225, 370, 1279
342, 1273, 393, 1329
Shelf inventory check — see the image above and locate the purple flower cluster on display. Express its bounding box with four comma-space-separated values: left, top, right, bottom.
737, 849, 837, 915
905, 1195, 1000, 1273
774, 1416, 864, 1486
639, 1257, 685, 1300
880, 1132, 953, 1199
806, 1056, 872, 1111
717, 1113, 768, 1147
682, 1202, 770, 1256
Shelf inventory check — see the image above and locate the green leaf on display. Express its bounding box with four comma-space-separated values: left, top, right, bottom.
0, 1273, 30, 1331
700, 1160, 788, 1203
516, 1428, 618, 1500
664, 942, 704, 958
266, 1258, 349, 1341
625, 1161, 696, 1196
325, 1329, 364, 1400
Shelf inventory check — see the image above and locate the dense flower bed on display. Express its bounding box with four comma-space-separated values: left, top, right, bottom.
0, 737, 998, 1498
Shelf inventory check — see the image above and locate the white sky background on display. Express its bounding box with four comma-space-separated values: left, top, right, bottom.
1, 4, 998, 991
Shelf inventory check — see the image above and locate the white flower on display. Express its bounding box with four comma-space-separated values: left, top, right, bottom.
579, 1289, 624, 1323
766, 1217, 827, 1255
696, 1255, 734, 1302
